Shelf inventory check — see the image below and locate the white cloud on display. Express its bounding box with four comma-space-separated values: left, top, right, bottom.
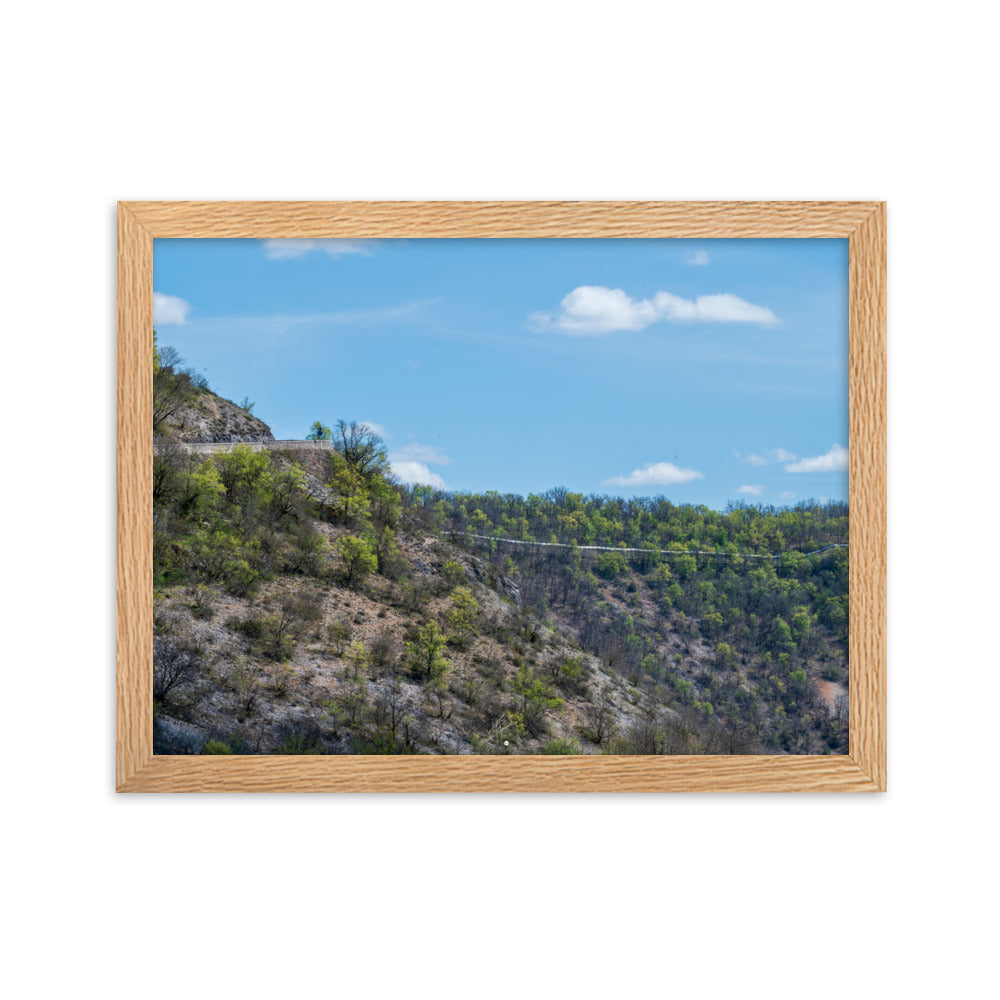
153, 292, 190, 326
530, 285, 776, 335
390, 442, 452, 465
358, 421, 387, 439
389, 440, 451, 489
784, 444, 848, 473
603, 462, 703, 488
262, 239, 378, 260
686, 250, 710, 266
736, 484, 764, 496
391, 461, 447, 490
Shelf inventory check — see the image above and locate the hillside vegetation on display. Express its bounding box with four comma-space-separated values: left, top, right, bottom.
152, 348, 849, 756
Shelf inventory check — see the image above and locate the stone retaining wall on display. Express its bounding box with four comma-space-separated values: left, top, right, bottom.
162, 440, 334, 454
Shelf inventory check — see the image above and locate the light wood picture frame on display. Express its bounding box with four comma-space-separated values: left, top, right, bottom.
117, 200, 885, 792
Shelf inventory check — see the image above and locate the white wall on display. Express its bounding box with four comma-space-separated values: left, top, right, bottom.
5, 3, 996, 997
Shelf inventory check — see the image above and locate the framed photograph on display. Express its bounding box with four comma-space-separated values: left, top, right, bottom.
118, 201, 885, 791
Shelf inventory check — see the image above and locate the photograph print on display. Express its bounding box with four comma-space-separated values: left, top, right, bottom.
151, 236, 849, 756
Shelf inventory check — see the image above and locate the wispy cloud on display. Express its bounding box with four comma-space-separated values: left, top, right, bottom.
529, 285, 776, 335
262, 239, 378, 260
736, 484, 764, 496
735, 447, 799, 467
153, 292, 190, 326
603, 462, 703, 488
178, 299, 440, 347
390, 442, 452, 465
686, 250, 710, 266
784, 444, 848, 473
358, 421, 387, 439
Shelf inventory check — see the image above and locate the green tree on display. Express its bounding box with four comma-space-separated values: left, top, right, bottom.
327, 453, 372, 525
336, 535, 377, 587
594, 550, 628, 579
307, 421, 332, 441
445, 586, 480, 647
404, 621, 450, 681
790, 606, 813, 645
512, 663, 563, 736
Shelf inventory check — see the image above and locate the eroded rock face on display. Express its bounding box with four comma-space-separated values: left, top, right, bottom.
499, 576, 521, 605
160, 389, 275, 443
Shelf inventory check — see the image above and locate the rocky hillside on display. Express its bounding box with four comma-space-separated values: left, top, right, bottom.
151, 368, 849, 756
159, 387, 275, 443
153, 524, 670, 755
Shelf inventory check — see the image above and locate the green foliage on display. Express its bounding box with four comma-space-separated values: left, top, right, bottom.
512, 663, 563, 736
772, 616, 795, 652
790, 606, 813, 644
715, 641, 736, 670
594, 550, 628, 580
441, 560, 468, 589
200, 739, 234, 754
345, 639, 369, 678
445, 586, 479, 646
327, 453, 372, 525
307, 420, 332, 441
541, 737, 581, 754
404, 621, 450, 681
336, 534, 377, 587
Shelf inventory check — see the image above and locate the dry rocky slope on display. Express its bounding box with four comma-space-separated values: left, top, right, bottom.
158, 386, 274, 443
154, 527, 664, 755
154, 399, 674, 756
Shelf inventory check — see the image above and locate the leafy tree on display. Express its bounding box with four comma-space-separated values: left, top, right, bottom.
595, 550, 628, 579
336, 534, 377, 587
307, 421, 332, 441
327, 453, 371, 525
345, 640, 369, 678
445, 586, 480, 646
404, 621, 450, 681
214, 445, 272, 510
512, 663, 563, 736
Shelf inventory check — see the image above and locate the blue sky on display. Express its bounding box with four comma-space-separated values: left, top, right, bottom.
153, 237, 848, 509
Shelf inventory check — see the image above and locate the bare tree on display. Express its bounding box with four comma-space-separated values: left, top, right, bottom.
153, 639, 200, 705
333, 420, 390, 479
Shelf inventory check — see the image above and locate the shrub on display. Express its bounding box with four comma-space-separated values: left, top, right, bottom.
327, 618, 351, 655
336, 534, 377, 588
277, 731, 326, 754
369, 632, 401, 673
541, 738, 580, 754
441, 560, 468, 589
188, 584, 215, 619
201, 739, 234, 755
